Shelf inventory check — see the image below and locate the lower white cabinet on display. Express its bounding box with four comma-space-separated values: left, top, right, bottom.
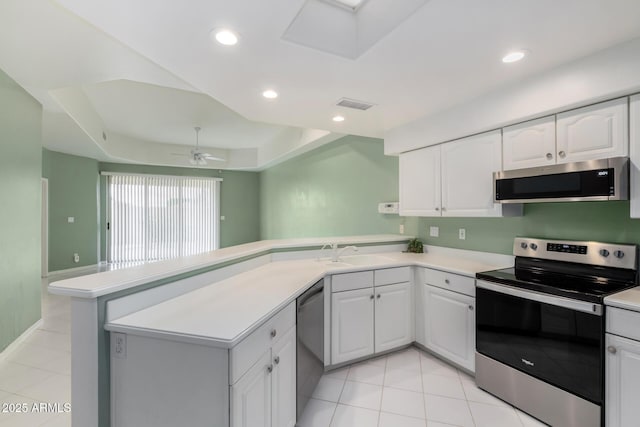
231, 326, 296, 427
331, 268, 414, 365
331, 287, 375, 364
421, 283, 475, 372
606, 333, 640, 427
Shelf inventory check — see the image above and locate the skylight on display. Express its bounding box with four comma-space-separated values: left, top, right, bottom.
323, 0, 368, 12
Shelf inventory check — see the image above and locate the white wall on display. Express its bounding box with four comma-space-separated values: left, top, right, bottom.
385, 37, 640, 154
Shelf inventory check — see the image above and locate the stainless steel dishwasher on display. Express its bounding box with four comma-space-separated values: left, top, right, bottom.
296, 279, 324, 419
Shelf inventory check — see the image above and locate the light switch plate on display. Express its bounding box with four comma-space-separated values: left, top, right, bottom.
459, 228, 466, 240
429, 226, 439, 237
67, 217, 75, 223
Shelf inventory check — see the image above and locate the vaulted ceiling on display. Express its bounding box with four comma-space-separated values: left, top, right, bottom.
1, 0, 640, 169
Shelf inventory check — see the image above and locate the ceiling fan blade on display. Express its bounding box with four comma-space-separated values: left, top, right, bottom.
201, 153, 225, 161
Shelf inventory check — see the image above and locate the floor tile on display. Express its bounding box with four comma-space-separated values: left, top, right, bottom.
330, 404, 378, 427
0, 394, 57, 426
38, 315, 70, 336
422, 374, 465, 400
312, 376, 345, 402
38, 413, 71, 427
420, 354, 459, 379
381, 387, 425, 419
325, 366, 350, 380
457, 371, 475, 385
15, 374, 70, 402
7, 344, 69, 372
347, 362, 385, 386
23, 330, 70, 354
384, 366, 423, 392
0, 363, 56, 394
461, 381, 510, 407
379, 412, 427, 427
339, 381, 383, 410
424, 394, 474, 427
426, 422, 462, 427
386, 348, 421, 372
469, 401, 522, 427
517, 409, 550, 426
297, 398, 337, 427
366, 355, 387, 368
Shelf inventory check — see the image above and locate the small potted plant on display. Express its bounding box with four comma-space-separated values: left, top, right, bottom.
406, 238, 423, 253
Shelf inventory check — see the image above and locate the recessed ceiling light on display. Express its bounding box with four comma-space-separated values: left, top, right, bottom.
262, 90, 278, 99
332, 115, 345, 122
213, 29, 238, 46
502, 50, 526, 63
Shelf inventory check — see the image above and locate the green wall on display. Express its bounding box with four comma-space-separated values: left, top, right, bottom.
42, 149, 99, 271
260, 135, 406, 239
99, 162, 260, 256
0, 69, 42, 351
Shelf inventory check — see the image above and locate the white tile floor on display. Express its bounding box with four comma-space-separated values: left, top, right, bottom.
0, 271, 548, 427
0, 278, 71, 426
298, 347, 549, 427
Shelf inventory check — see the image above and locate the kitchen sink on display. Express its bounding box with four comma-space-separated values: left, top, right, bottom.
337, 254, 395, 266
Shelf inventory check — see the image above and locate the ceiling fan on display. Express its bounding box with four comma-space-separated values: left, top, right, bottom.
172, 127, 225, 165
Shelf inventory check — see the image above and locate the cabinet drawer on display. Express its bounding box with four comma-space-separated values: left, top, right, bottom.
423, 268, 475, 297
230, 301, 295, 385
607, 307, 640, 341
332, 270, 374, 293
375, 267, 411, 287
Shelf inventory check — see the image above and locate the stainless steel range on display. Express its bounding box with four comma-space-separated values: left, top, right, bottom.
475, 237, 638, 427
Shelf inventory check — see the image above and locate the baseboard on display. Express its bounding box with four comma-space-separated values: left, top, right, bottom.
0, 319, 44, 364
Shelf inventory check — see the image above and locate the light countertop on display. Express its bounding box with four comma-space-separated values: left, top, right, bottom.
105, 249, 513, 348
605, 287, 640, 312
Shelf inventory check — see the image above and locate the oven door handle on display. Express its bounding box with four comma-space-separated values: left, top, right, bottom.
476, 280, 603, 316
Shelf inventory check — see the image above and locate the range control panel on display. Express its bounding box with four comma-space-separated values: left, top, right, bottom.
514, 237, 638, 270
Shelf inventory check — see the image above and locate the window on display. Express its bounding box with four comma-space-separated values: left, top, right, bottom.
105, 173, 221, 263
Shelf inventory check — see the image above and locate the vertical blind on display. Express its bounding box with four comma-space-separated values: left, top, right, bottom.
107, 174, 220, 263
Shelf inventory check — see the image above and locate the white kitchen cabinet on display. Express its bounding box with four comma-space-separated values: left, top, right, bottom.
231, 325, 296, 427
503, 116, 556, 170
231, 350, 272, 427
630, 95, 640, 218
331, 287, 375, 364
441, 130, 503, 217
374, 282, 414, 353
399, 145, 441, 216
605, 333, 640, 427
556, 97, 628, 163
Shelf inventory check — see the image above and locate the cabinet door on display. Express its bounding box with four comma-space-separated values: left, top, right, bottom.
231, 350, 272, 427
556, 97, 628, 164
423, 284, 475, 372
399, 145, 441, 216
374, 282, 414, 353
503, 116, 556, 170
606, 333, 640, 427
441, 130, 502, 217
331, 288, 374, 364
271, 326, 296, 427
630, 95, 640, 218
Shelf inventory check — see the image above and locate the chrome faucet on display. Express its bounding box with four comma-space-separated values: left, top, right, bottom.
333, 245, 358, 262
318, 243, 338, 261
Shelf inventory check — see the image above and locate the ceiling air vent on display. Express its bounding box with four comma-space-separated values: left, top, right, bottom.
336, 98, 375, 111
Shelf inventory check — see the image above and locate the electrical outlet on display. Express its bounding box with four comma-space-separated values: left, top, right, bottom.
459, 228, 466, 240
429, 226, 439, 237
113, 333, 127, 359
67, 217, 75, 223
73, 253, 80, 263
399, 224, 405, 234
220, 215, 225, 221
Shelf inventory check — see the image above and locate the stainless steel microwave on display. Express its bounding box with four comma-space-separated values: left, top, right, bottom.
494, 157, 629, 203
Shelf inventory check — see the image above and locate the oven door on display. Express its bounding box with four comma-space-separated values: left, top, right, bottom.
476, 280, 604, 404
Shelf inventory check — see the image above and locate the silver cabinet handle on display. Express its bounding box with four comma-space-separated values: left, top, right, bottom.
608, 346, 617, 354
274, 356, 280, 365
370, 295, 374, 300
558, 150, 566, 158
444, 279, 450, 284
546, 153, 553, 160
376, 294, 381, 299
435, 207, 440, 211
270, 329, 277, 338
468, 305, 474, 311
267, 365, 273, 373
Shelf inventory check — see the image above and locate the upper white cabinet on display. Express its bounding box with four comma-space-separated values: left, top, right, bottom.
556, 98, 628, 163
503, 116, 556, 170
441, 130, 503, 217
399, 145, 441, 216
630, 95, 640, 218
399, 130, 507, 218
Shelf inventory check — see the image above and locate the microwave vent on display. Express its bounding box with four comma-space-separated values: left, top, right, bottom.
336, 98, 375, 111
